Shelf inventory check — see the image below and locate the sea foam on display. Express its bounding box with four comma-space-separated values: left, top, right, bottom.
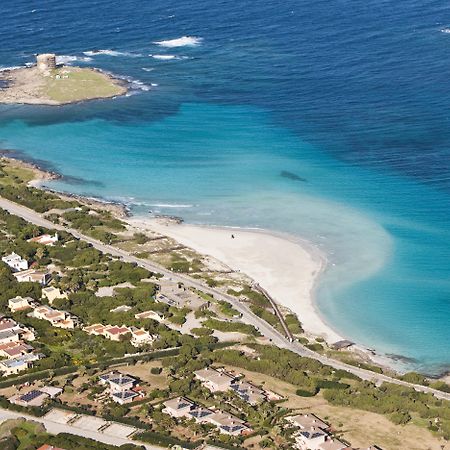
83, 49, 142, 57
0, 66, 22, 72
154, 36, 202, 47
150, 54, 177, 60
56, 55, 92, 65
149, 54, 189, 61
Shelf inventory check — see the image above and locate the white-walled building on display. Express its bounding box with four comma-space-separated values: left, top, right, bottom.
2, 253, 28, 272
8, 296, 34, 313
41, 287, 67, 305
13, 269, 51, 286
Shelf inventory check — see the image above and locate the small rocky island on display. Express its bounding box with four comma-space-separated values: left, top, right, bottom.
0, 53, 127, 105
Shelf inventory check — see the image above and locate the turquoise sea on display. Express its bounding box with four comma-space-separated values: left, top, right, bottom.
1, 0, 449, 373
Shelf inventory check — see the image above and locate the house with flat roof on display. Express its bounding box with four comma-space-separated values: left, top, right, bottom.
231, 379, 267, 405
100, 372, 137, 392
41, 286, 67, 305
0, 329, 21, 345
0, 353, 42, 376
83, 323, 107, 335
2, 252, 28, 272
287, 413, 330, 432
99, 371, 141, 404
294, 427, 328, 450
163, 396, 196, 418
33, 305, 76, 329
28, 233, 58, 246
111, 390, 140, 405
0, 319, 35, 346
8, 296, 34, 313
194, 367, 236, 392
188, 406, 214, 422
155, 293, 179, 307
13, 269, 51, 286
40, 386, 63, 398
206, 411, 250, 436
9, 389, 49, 407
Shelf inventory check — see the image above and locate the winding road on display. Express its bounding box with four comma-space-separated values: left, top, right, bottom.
1, 196, 449, 402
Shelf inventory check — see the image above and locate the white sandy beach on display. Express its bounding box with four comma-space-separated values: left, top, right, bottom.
128, 217, 343, 343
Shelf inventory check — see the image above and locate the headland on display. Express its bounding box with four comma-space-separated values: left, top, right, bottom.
0, 53, 127, 105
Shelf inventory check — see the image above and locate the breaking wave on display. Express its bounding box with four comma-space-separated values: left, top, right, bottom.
83, 49, 142, 57
0, 66, 22, 72
154, 36, 202, 47
112, 73, 151, 92
56, 55, 93, 65
149, 54, 189, 61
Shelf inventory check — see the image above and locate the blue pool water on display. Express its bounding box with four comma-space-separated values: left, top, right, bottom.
1, 0, 449, 373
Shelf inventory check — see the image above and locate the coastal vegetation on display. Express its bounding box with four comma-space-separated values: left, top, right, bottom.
42, 66, 126, 103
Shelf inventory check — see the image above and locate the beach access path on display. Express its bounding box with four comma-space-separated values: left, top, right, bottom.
0, 196, 449, 402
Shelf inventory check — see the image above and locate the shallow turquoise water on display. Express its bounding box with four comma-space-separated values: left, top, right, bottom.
1, 103, 449, 373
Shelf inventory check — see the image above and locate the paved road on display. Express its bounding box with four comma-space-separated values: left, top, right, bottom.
1, 197, 449, 402
0, 406, 161, 449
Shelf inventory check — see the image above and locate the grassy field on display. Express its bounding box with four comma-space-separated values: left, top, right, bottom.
0, 160, 36, 186
42, 67, 125, 103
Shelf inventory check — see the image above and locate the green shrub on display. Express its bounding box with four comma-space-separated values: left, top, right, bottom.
296, 388, 319, 397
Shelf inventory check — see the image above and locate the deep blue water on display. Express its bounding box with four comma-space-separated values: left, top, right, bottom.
1, 0, 450, 374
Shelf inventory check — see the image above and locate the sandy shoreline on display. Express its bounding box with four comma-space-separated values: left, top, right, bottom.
0, 155, 417, 373
128, 216, 345, 344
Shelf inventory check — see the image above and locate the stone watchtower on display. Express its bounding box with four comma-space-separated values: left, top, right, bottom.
36, 53, 56, 72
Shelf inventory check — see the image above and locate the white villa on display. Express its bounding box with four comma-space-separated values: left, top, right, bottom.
99, 371, 141, 405
130, 327, 156, 347
13, 269, 51, 286
2, 253, 28, 272
8, 296, 34, 313
33, 305, 76, 329
194, 367, 236, 392
41, 286, 68, 305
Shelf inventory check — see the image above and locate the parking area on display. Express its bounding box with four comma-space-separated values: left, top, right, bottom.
71, 415, 109, 432
102, 422, 137, 439
43, 408, 77, 425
